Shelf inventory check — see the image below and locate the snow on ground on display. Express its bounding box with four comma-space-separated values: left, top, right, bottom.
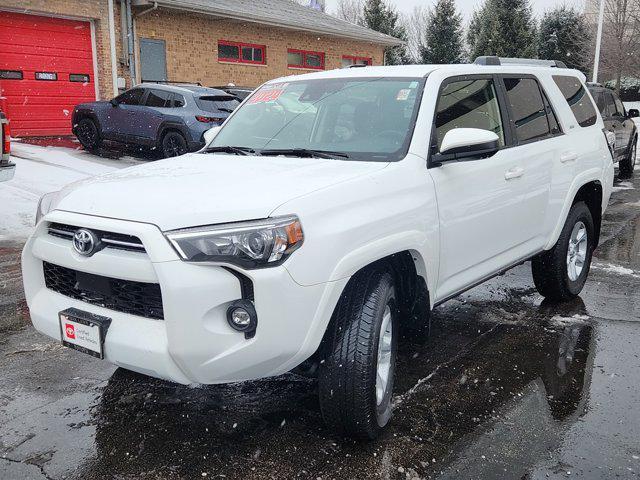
0, 143, 143, 240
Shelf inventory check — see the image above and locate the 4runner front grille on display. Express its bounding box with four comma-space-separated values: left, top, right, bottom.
43, 262, 164, 320
48, 223, 146, 253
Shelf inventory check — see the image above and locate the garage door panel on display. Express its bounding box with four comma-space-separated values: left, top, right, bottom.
0, 11, 96, 137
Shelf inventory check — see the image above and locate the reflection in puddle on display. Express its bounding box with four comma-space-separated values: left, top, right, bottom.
78, 296, 595, 479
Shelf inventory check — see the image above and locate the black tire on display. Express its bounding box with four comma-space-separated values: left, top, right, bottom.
75, 118, 102, 152
532, 202, 595, 301
161, 131, 188, 158
318, 266, 398, 440
619, 136, 636, 178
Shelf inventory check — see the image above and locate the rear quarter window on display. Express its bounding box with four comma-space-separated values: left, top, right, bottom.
553, 76, 598, 127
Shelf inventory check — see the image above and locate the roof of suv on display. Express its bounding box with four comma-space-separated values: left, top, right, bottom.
266, 64, 584, 84
137, 83, 232, 97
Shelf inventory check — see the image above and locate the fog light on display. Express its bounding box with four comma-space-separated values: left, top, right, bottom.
226, 300, 257, 333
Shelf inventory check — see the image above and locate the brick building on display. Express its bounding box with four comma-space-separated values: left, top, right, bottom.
0, 0, 400, 136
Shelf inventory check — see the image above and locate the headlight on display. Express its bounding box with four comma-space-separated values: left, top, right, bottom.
164, 215, 304, 268
35, 191, 58, 225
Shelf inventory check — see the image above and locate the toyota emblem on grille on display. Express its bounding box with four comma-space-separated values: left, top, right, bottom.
73, 229, 98, 256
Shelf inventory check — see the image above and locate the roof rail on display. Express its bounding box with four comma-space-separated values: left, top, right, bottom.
346, 64, 368, 69
142, 79, 203, 86
474, 56, 568, 69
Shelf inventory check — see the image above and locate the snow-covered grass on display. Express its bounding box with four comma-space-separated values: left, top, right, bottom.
0, 143, 142, 240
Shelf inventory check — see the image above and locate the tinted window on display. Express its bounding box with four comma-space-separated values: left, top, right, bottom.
70, 74, 90, 83
614, 95, 625, 116
117, 88, 144, 105
503, 77, 551, 143
542, 91, 561, 135
604, 92, 617, 117
145, 89, 172, 107
592, 90, 607, 115
219, 43, 239, 60
173, 94, 185, 107
553, 76, 598, 127
434, 78, 505, 150
195, 95, 240, 113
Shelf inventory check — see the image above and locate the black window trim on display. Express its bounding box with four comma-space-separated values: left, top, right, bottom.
427, 73, 513, 169
499, 73, 564, 147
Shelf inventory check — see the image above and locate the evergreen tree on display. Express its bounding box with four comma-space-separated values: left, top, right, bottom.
363, 0, 410, 65
468, 0, 537, 60
420, 0, 464, 64
538, 6, 591, 72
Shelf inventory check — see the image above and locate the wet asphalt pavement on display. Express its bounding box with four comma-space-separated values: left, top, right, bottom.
1, 176, 639, 480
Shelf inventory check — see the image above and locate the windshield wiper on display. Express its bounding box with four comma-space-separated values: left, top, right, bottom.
217, 108, 234, 113
259, 148, 350, 159
202, 146, 255, 156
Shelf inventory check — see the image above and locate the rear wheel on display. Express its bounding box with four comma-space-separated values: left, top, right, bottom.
161, 131, 188, 158
619, 137, 636, 178
75, 118, 102, 152
318, 266, 398, 440
532, 202, 594, 301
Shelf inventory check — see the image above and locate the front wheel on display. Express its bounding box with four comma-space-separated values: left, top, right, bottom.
318, 266, 398, 440
75, 118, 102, 152
532, 202, 595, 301
619, 137, 636, 178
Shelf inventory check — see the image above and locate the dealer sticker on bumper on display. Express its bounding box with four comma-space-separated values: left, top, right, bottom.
59, 308, 111, 359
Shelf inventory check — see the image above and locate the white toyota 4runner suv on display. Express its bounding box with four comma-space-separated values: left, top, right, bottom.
23, 57, 614, 439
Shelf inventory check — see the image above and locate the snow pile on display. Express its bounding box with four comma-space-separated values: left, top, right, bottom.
0, 143, 137, 240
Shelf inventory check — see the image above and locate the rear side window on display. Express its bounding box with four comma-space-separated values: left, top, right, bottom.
553, 76, 598, 127
503, 77, 553, 143
604, 92, 617, 117
173, 94, 185, 107
145, 89, 172, 107
195, 95, 240, 113
434, 78, 505, 151
614, 95, 625, 116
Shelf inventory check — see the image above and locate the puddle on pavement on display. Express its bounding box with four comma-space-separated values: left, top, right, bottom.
69, 291, 594, 480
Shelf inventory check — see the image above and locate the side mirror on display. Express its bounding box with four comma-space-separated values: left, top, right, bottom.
110, 98, 118, 107
203, 126, 221, 145
628, 108, 639, 118
435, 128, 500, 165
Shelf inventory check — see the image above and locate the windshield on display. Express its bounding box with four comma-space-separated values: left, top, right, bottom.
209, 77, 425, 161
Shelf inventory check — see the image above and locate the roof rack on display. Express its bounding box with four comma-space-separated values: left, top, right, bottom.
474, 56, 568, 69
142, 80, 203, 86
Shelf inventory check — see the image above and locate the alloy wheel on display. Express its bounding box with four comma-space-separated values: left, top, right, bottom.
566, 221, 588, 281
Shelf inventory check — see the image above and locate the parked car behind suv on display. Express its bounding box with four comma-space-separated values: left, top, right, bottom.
72, 84, 240, 158
587, 83, 638, 177
25, 58, 614, 439
0, 110, 15, 182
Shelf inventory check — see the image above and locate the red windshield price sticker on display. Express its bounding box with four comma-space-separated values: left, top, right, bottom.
248, 83, 289, 104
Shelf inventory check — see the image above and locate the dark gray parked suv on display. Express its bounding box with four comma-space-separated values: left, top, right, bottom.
72, 84, 240, 158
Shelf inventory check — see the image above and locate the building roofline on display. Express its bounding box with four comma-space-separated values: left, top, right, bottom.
132, 0, 404, 47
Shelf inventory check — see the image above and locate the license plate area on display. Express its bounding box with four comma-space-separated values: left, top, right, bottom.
59, 308, 112, 359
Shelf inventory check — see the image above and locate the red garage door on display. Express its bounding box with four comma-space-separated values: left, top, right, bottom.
0, 12, 96, 137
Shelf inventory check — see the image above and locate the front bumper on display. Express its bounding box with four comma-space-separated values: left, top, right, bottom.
22, 211, 346, 384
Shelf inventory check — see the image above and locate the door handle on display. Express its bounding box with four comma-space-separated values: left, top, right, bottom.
504, 167, 524, 180
560, 151, 578, 163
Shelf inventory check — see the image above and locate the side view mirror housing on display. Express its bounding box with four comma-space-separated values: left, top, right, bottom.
628, 108, 639, 118
110, 98, 118, 107
432, 128, 500, 166
203, 126, 222, 145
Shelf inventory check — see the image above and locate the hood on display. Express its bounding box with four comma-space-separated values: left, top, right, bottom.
53, 153, 388, 231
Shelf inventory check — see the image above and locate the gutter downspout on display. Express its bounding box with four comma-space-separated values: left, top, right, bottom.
136, 1, 158, 17
107, 0, 119, 96
125, 0, 136, 86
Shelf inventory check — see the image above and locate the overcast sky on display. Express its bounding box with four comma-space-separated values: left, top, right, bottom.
324, 0, 588, 23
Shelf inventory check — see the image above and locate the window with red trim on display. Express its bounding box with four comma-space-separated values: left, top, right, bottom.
218, 40, 266, 65
287, 49, 325, 70
342, 55, 372, 67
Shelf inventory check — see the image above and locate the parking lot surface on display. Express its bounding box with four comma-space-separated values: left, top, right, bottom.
1, 172, 639, 479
